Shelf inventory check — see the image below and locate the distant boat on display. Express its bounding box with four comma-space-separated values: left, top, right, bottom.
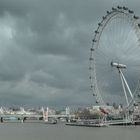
66, 122, 108, 127
66, 119, 108, 127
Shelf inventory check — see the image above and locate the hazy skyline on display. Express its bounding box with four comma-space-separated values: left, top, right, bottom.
0, 0, 140, 107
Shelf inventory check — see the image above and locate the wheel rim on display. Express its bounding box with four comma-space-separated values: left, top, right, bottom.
89, 6, 140, 108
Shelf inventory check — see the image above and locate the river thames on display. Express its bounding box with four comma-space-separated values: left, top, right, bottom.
0, 123, 139, 140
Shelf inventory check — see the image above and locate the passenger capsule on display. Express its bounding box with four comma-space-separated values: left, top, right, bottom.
133, 103, 138, 106
112, 7, 117, 11
96, 100, 99, 104
89, 57, 94, 61
89, 67, 92, 70
117, 6, 122, 9
134, 15, 139, 19
128, 10, 134, 14
106, 103, 110, 106
95, 30, 99, 34
123, 6, 128, 10
93, 93, 96, 96
107, 11, 110, 14
102, 16, 106, 20
91, 85, 93, 88
90, 48, 94, 51
92, 39, 97, 42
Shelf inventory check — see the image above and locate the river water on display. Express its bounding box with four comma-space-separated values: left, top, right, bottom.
0, 123, 139, 140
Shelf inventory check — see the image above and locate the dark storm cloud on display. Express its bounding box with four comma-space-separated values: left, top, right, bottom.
0, 0, 140, 107
0, 0, 37, 16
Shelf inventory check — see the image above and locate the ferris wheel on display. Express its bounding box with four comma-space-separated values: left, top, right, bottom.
89, 6, 140, 109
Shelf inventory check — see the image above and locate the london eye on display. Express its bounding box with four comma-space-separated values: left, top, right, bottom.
89, 6, 140, 109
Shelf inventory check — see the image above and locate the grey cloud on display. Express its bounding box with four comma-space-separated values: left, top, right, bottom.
0, 0, 140, 107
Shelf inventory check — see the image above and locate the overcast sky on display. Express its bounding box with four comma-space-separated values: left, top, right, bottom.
0, 0, 140, 108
